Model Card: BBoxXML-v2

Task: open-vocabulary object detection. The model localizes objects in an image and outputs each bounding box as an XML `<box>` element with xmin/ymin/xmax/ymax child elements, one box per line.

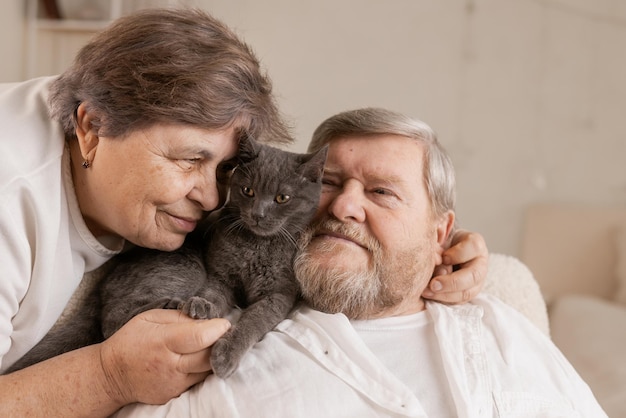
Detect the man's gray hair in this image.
<box><xmin>308</xmin><ymin>107</ymin><xmax>456</xmax><ymax>217</ymax></box>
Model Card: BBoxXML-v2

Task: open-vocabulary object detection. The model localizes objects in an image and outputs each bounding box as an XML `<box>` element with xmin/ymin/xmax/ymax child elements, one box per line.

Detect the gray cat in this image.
<box><xmin>5</xmin><ymin>137</ymin><xmax>328</xmax><ymax>378</ymax></box>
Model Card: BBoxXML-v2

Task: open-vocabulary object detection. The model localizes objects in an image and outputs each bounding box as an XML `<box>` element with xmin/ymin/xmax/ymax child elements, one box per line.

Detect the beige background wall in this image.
<box><xmin>3</xmin><ymin>0</ymin><xmax>626</xmax><ymax>257</ymax></box>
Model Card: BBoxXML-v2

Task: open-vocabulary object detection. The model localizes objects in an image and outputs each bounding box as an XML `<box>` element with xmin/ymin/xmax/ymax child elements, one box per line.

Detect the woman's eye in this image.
<box><xmin>242</xmin><ymin>186</ymin><xmax>255</xmax><ymax>197</ymax></box>
<box><xmin>177</xmin><ymin>158</ymin><xmax>201</xmax><ymax>171</ymax></box>
<box><xmin>178</xmin><ymin>158</ymin><xmax>201</xmax><ymax>170</ymax></box>
<box><xmin>275</xmin><ymin>194</ymin><xmax>290</xmax><ymax>204</ymax></box>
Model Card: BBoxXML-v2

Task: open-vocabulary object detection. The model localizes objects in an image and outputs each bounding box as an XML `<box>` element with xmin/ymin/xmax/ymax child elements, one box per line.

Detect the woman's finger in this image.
<box><xmin>164</xmin><ymin>318</ymin><xmax>232</xmax><ymax>355</ymax></box>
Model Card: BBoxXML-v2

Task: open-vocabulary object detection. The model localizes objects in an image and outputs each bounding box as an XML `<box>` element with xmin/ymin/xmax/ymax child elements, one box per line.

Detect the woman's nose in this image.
<box><xmin>188</xmin><ymin>171</ymin><xmax>221</xmax><ymax>212</ymax></box>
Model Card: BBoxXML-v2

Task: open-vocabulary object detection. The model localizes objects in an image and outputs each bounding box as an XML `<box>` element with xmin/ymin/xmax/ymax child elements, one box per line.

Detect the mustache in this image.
<box><xmin>305</xmin><ymin>218</ymin><xmax>381</xmax><ymax>253</ymax></box>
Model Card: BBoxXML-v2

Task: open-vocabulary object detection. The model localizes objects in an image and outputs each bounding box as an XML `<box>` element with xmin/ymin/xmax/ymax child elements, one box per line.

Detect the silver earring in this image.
<box><xmin>82</xmin><ymin>160</ymin><xmax>90</xmax><ymax>169</ymax></box>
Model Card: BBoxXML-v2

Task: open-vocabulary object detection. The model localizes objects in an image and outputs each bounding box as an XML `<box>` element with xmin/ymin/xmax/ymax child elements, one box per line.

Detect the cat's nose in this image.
<box><xmin>251</xmin><ymin>211</ymin><xmax>266</xmax><ymax>224</ymax></box>
<box><xmin>252</xmin><ymin>200</ymin><xmax>272</xmax><ymax>220</ymax></box>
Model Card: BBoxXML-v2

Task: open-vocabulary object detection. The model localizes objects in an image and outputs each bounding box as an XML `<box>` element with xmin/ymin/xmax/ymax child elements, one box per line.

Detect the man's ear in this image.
<box><xmin>75</xmin><ymin>103</ymin><xmax>100</xmax><ymax>163</ymax></box>
<box><xmin>434</xmin><ymin>210</ymin><xmax>456</xmax><ymax>263</ymax></box>
<box><xmin>436</xmin><ymin>210</ymin><xmax>455</xmax><ymax>245</ymax></box>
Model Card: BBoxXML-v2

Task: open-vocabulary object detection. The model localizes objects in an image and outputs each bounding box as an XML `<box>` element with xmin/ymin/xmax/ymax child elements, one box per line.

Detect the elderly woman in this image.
<box><xmin>0</xmin><ymin>8</ymin><xmax>487</xmax><ymax>418</ymax></box>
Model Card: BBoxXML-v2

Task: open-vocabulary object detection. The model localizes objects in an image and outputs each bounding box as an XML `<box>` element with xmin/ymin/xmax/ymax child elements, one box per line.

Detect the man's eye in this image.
<box><xmin>275</xmin><ymin>194</ymin><xmax>290</xmax><ymax>204</ymax></box>
<box><xmin>372</xmin><ymin>188</ymin><xmax>397</xmax><ymax>198</ymax></box>
<box><xmin>242</xmin><ymin>186</ymin><xmax>255</xmax><ymax>197</ymax></box>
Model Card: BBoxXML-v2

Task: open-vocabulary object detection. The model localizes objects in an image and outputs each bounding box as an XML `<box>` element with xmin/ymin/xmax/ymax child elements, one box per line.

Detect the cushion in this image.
<box><xmin>484</xmin><ymin>253</ymin><xmax>549</xmax><ymax>335</ymax></box>
<box><xmin>614</xmin><ymin>224</ymin><xmax>626</xmax><ymax>305</ymax></box>
<box><xmin>550</xmin><ymin>295</ymin><xmax>626</xmax><ymax>417</ymax></box>
<box><xmin>521</xmin><ymin>205</ymin><xmax>626</xmax><ymax>303</ymax></box>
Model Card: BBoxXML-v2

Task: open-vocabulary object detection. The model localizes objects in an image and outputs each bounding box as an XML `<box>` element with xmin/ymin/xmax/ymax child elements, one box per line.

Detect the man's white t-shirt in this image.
<box><xmin>352</xmin><ymin>311</ymin><xmax>456</xmax><ymax>416</ymax></box>
<box><xmin>0</xmin><ymin>77</ymin><xmax>122</xmax><ymax>372</ymax></box>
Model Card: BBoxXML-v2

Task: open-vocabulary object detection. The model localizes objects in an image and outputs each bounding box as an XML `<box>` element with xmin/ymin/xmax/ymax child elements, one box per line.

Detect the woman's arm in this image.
<box><xmin>0</xmin><ymin>310</ymin><xmax>230</xmax><ymax>417</ymax></box>
<box><xmin>423</xmin><ymin>229</ymin><xmax>489</xmax><ymax>303</ymax></box>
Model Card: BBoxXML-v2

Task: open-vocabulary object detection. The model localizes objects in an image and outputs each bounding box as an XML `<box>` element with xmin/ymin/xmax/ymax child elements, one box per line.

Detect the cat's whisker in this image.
<box><xmin>223</xmin><ymin>219</ymin><xmax>245</xmax><ymax>238</ymax></box>
<box><xmin>290</xmin><ymin>223</ymin><xmax>309</xmax><ymax>236</ymax></box>
<box><xmin>278</xmin><ymin>227</ymin><xmax>298</xmax><ymax>248</ymax></box>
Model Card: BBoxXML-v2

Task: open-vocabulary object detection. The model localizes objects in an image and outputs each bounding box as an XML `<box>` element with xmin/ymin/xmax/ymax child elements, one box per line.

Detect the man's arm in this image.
<box><xmin>0</xmin><ymin>310</ymin><xmax>230</xmax><ymax>417</ymax></box>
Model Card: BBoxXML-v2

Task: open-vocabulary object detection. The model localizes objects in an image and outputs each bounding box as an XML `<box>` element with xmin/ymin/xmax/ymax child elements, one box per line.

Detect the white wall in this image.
<box><xmin>3</xmin><ymin>0</ymin><xmax>626</xmax><ymax>256</ymax></box>
<box><xmin>1</xmin><ymin>1</ymin><xmax>26</xmax><ymax>81</ymax></box>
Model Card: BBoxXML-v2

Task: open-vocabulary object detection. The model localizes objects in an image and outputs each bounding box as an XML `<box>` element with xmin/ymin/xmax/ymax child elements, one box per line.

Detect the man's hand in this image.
<box><xmin>423</xmin><ymin>230</ymin><xmax>488</xmax><ymax>304</ymax></box>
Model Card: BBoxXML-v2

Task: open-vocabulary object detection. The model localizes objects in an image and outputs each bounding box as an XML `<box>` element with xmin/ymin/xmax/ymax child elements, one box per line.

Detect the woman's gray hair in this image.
<box><xmin>308</xmin><ymin>107</ymin><xmax>456</xmax><ymax>217</ymax></box>
<box><xmin>49</xmin><ymin>8</ymin><xmax>291</xmax><ymax>144</ymax></box>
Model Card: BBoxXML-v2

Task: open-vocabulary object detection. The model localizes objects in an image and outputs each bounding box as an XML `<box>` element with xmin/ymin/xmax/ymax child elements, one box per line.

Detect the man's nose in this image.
<box><xmin>327</xmin><ymin>180</ymin><xmax>366</xmax><ymax>223</ymax></box>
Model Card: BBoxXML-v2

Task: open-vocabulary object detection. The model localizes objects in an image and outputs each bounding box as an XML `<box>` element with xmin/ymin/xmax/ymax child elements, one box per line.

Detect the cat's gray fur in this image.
<box><xmin>5</xmin><ymin>137</ymin><xmax>327</xmax><ymax>378</ymax></box>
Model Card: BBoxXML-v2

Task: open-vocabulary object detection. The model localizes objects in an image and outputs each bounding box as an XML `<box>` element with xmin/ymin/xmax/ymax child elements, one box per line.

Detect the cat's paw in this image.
<box><xmin>180</xmin><ymin>296</ymin><xmax>219</xmax><ymax>319</ymax></box>
<box><xmin>210</xmin><ymin>337</ymin><xmax>241</xmax><ymax>379</ymax></box>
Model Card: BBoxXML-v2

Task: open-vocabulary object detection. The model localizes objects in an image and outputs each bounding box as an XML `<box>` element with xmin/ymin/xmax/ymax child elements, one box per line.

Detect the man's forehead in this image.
<box><xmin>326</xmin><ymin>135</ymin><xmax>423</xmax><ymax>169</ymax></box>
<box><xmin>327</xmin><ymin>133</ymin><xmax>423</xmax><ymax>151</ymax></box>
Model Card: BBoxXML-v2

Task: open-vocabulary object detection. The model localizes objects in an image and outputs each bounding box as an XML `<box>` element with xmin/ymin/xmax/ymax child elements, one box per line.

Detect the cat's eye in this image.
<box><xmin>275</xmin><ymin>194</ymin><xmax>290</xmax><ymax>204</ymax></box>
<box><xmin>242</xmin><ymin>186</ymin><xmax>255</xmax><ymax>197</ymax></box>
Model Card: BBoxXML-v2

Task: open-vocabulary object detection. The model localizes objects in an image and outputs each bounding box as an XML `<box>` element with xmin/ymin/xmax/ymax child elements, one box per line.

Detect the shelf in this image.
<box><xmin>24</xmin><ymin>0</ymin><xmax>179</xmax><ymax>79</ymax></box>
<box><xmin>34</xmin><ymin>18</ymin><xmax>112</xmax><ymax>33</ymax></box>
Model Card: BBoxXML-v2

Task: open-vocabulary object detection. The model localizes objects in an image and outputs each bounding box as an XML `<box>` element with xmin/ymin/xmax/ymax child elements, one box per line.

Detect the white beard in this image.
<box><xmin>294</xmin><ymin>218</ymin><xmax>434</xmax><ymax>319</ymax></box>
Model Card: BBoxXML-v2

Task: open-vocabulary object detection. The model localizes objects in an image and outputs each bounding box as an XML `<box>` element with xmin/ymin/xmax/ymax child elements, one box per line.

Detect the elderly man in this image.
<box><xmin>116</xmin><ymin>108</ymin><xmax>606</xmax><ymax>417</ymax></box>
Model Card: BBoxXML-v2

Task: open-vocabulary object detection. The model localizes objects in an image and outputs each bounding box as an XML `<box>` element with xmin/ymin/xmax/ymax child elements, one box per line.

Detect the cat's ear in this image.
<box><xmin>237</xmin><ymin>135</ymin><xmax>261</xmax><ymax>164</ymax></box>
<box><xmin>297</xmin><ymin>145</ymin><xmax>329</xmax><ymax>183</ymax></box>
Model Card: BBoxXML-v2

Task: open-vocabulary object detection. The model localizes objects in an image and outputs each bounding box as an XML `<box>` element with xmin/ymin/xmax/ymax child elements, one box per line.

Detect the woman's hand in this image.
<box><xmin>423</xmin><ymin>229</ymin><xmax>489</xmax><ymax>304</ymax></box>
<box><xmin>0</xmin><ymin>309</ymin><xmax>230</xmax><ymax>417</ymax></box>
<box><xmin>99</xmin><ymin>309</ymin><xmax>231</xmax><ymax>406</ymax></box>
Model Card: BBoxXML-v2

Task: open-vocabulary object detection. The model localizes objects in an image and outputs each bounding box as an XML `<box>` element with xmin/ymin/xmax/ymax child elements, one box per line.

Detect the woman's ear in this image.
<box><xmin>75</xmin><ymin>103</ymin><xmax>100</xmax><ymax>163</ymax></box>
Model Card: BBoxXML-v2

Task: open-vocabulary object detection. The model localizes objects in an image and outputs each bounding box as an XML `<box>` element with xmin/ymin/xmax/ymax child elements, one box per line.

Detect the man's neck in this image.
<box><xmin>357</xmin><ymin>297</ymin><xmax>426</xmax><ymax>320</ymax></box>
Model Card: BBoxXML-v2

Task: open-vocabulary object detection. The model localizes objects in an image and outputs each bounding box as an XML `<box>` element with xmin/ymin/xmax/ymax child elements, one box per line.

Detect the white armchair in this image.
<box><xmin>520</xmin><ymin>203</ymin><xmax>626</xmax><ymax>418</ymax></box>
